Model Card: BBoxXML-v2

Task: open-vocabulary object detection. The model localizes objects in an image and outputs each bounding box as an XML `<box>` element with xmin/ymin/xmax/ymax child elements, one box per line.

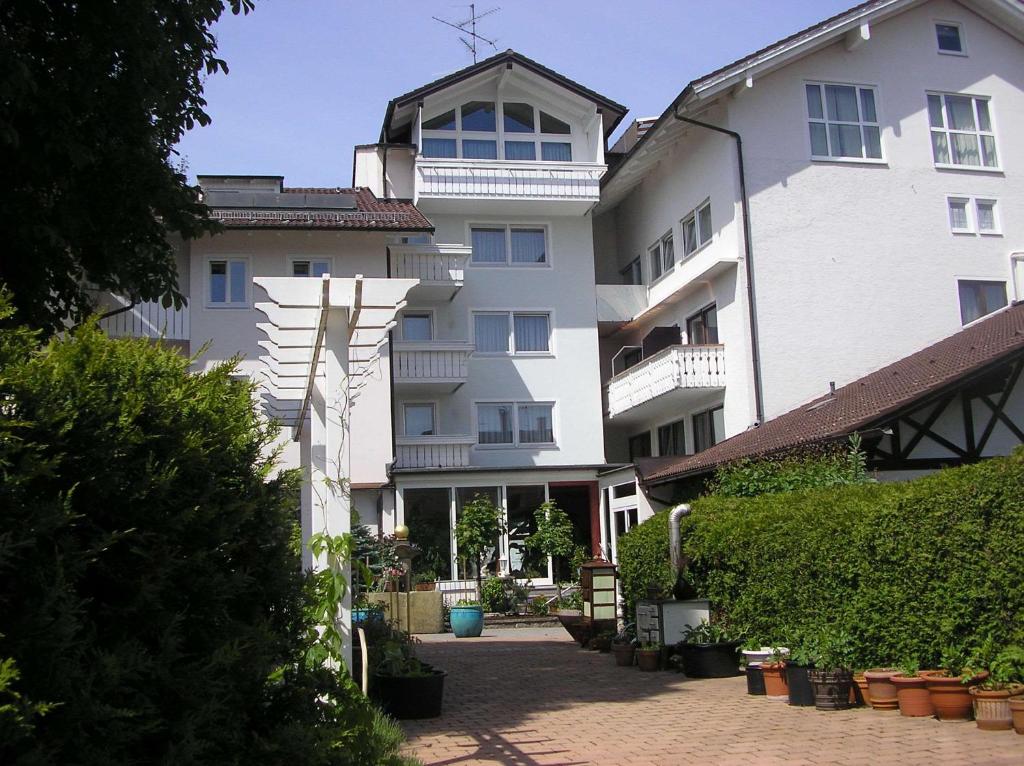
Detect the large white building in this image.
<box><xmin>102</xmin><ymin>0</ymin><xmax>1024</xmax><ymax>585</ymax></box>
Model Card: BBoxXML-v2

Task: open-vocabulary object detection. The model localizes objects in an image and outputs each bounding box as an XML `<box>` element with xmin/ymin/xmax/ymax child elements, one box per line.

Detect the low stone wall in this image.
<box><xmin>367</xmin><ymin>591</ymin><xmax>444</xmax><ymax>634</ymax></box>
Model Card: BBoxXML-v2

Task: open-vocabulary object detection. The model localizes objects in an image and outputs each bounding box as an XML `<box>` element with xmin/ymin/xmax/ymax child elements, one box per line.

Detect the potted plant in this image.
<box><xmin>970</xmin><ymin>645</ymin><xmax>1024</xmax><ymax>731</ymax></box>
<box><xmin>452</xmin><ymin>493</ymin><xmax>505</xmax><ymax>638</ymax></box>
<box><xmin>370</xmin><ymin>632</ymin><xmax>446</xmax><ymax>719</ymax></box>
<box><xmin>806</xmin><ymin>630</ymin><xmax>855</xmax><ymax>711</ymax></box>
<box><xmin>863</xmin><ymin>667</ymin><xmax>901</xmax><ymax>711</ymax></box>
<box><xmin>762</xmin><ymin>648</ymin><xmax>789</xmax><ymax>700</ymax></box>
<box><xmin>413</xmin><ymin>570</ymin><xmax>437</xmax><ymax>591</ymax></box>
<box><xmin>920</xmin><ymin>647</ymin><xmax>990</xmax><ymax>721</ymax></box>
<box><xmin>590</xmin><ymin>629</ymin><xmax>615</xmax><ymax>653</ymax></box>
<box><xmin>742</xmin><ymin>644</ymin><xmax>789</xmax><ymax>667</ymax></box>
<box><xmin>612</xmin><ymin>623</ymin><xmax>637</xmax><ymax>667</ymax></box>
<box><xmin>637</xmin><ymin>642</ymin><xmax>662</xmax><ymax>672</ymax></box>
<box><xmin>526</xmin><ymin>500</ymin><xmax>576</xmax><ymax>604</ymax></box>
<box><xmin>785</xmin><ymin>640</ymin><xmax>818</xmax><ymax>708</ymax></box>
<box><xmin>891</xmin><ymin>661</ymin><xmax>935</xmax><ymax>717</ymax></box>
<box><xmin>677</xmin><ymin>619</ymin><xmax>743</xmax><ymax>678</ymax></box>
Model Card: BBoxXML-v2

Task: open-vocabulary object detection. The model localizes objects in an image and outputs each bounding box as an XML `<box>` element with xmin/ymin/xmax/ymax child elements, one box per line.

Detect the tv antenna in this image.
<box><xmin>433</xmin><ymin>4</ymin><xmax>500</xmax><ymax>63</ymax></box>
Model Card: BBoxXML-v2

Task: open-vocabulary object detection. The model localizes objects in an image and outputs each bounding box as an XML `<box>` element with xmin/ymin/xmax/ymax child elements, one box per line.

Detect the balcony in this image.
<box><xmin>606</xmin><ymin>344</ymin><xmax>726</xmax><ymax>423</ymax></box>
<box><xmin>395</xmin><ymin>435</ymin><xmax>476</xmax><ymax>470</ymax></box>
<box><xmin>99</xmin><ymin>298</ymin><xmax>190</xmax><ymax>351</ymax></box>
<box><xmin>414</xmin><ymin>159</ymin><xmax>605</xmax><ymax>215</ymax></box>
<box><xmin>393</xmin><ymin>341</ymin><xmax>473</xmax><ymax>393</ymax></box>
<box><xmin>390</xmin><ymin>243</ymin><xmax>471</xmax><ymax>302</ymax></box>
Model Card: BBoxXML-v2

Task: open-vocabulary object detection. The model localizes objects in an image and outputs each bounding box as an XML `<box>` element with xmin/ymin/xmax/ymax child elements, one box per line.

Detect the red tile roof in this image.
<box><xmin>209</xmin><ymin>187</ymin><xmax>432</xmax><ymax>231</ymax></box>
<box><xmin>638</xmin><ymin>303</ymin><xmax>1024</xmax><ymax>484</ymax></box>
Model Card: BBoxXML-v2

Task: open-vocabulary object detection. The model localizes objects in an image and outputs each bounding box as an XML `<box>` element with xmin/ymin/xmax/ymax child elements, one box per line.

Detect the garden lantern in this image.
<box><xmin>393</xmin><ymin>525</ymin><xmax>419</xmax><ymax>632</ymax></box>
<box><xmin>580</xmin><ymin>558</ymin><xmax>618</xmax><ymax>633</ymax></box>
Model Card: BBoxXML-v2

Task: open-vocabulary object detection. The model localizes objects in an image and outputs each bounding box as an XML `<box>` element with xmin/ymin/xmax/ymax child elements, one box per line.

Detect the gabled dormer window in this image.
<box><xmin>421</xmin><ymin>101</ymin><xmax>573</xmax><ymax>162</ymax></box>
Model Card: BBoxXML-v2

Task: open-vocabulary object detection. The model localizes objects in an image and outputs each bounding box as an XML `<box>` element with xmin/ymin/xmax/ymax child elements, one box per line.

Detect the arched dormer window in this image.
<box><xmin>421</xmin><ymin>101</ymin><xmax>573</xmax><ymax>162</ymax></box>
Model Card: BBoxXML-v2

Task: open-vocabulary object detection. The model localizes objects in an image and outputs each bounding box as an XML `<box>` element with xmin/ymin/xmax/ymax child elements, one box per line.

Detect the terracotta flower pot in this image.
<box><xmin>853</xmin><ymin>673</ymin><xmax>869</xmax><ymax>706</ymax></box>
<box><xmin>762</xmin><ymin>662</ymin><xmax>789</xmax><ymax>700</ymax></box>
<box><xmin>414</xmin><ymin>582</ymin><xmax>436</xmax><ymax>592</ymax></box>
<box><xmin>970</xmin><ymin>686</ymin><xmax>1024</xmax><ymax>731</ymax></box>
<box><xmin>921</xmin><ymin>670</ymin><xmax>989</xmax><ymax>721</ymax></box>
<box><xmin>864</xmin><ymin>668</ymin><xmax>900</xmax><ymax>710</ymax></box>
<box><xmin>1009</xmin><ymin>696</ymin><xmax>1024</xmax><ymax>734</ymax></box>
<box><xmin>891</xmin><ymin>673</ymin><xmax>934</xmax><ymax>717</ymax></box>
<box><xmin>612</xmin><ymin>642</ymin><xmax>635</xmax><ymax>667</ymax></box>
<box><xmin>637</xmin><ymin>649</ymin><xmax>660</xmax><ymax>672</ymax></box>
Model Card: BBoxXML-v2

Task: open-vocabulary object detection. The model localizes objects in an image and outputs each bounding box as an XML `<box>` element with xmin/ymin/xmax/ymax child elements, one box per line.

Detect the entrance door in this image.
<box><xmin>547</xmin><ymin>484</ymin><xmax>595</xmax><ymax>582</ymax></box>
<box><xmin>506</xmin><ymin>484</ymin><xmax>552</xmax><ymax>584</ymax></box>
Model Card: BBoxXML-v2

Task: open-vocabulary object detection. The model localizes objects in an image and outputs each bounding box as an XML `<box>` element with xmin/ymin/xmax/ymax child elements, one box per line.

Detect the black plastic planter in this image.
<box><xmin>371</xmin><ymin>670</ymin><xmax>446</xmax><ymax>719</ymax></box>
<box><xmin>680</xmin><ymin>640</ymin><xmax>742</xmax><ymax>678</ymax></box>
<box><xmin>746</xmin><ymin>665</ymin><xmax>766</xmax><ymax>695</ymax></box>
<box><xmin>809</xmin><ymin>668</ymin><xmax>854</xmax><ymax>711</ymax></box>
<box><xmin>785</xmin><ymin>662</ymin><xmax>816</xmax><ymax>707</ymax></box>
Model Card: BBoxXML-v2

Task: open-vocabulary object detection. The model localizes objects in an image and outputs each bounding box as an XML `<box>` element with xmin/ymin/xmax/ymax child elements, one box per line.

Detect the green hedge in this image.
<box><xmin>619</xmin><ymin>450</ymin><xmax>1024</xmax><ymax>668</ymax></box>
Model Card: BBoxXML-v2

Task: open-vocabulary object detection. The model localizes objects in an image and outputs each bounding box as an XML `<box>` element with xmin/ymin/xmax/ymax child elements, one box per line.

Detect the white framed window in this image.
<box><xmin>649</xmin><ymin>241</ymin><xmax>664</xmax><ymax>282</ymax></box>
<box><xmin>291</xmin><ymin>258</ymin><xmax>331</xmax><ymax>277</ymax></box>
<box><xmin>472</xmin><ymin>311</ymin><xmax>551</xmax><ymax>355</ymax></box>
<box><xmin>400</xmin><ymin>311</ymin><xmax>434</xmax><ymax>341</ymax></box>
<box><xmin>805</xmin><ymin>82</ymin><xmax>882</xmax><ymax>161</ymax></box>
<box><xmin>403</xmin><ymin>403</ymin><xmax>436</xmax><ymax>436</ymax></box>
<box><xmin>469</xmin><ymin>224</ymin><xmax>548</xmax><ymax>266</ymax></box>
<box><xmin>421</xmin><ymin>101</ymin><xmax>572</xmax><ymax>162</ymax></box>
<box><xmin>957</xmin><ymin>279</ymin><xmax>1007</xmax><ymax>325</ymax></box>
<box><xmin>476</xmin><ymin>401</ymin><xmax>555</xmax><ymax>447</ymax></box>
<box><xmin>681</xmin><ymin>200</ymin><xmax>713</xmax><ymax>258</ymax></box>
<box><xmin>621</xmin><ymin>256</ymin><xmax>643</xmax><ymax>285</ymax></box>
<box><xmin>946</xmin><ymin>196</ymin><xmax>1001</xmax><ymax>236</ymax></box>
<box><xmin>935</xmin><ymin>21</ymin><xmax>965</xmax><ymax>55</ymax></box>
<box><xmin>207</xmin><ymin>258</ymin><xmax>248</xmax><ymax>308</ymax></box>
<box><xmin>927</xmin><ymin>93</ymin><xmax>998</xmax><ymax>169</ymax></box>
<box><xmin>648</xmin><ymin>231</ymin><xmax>674</xmax><ymax>282</ymax></box>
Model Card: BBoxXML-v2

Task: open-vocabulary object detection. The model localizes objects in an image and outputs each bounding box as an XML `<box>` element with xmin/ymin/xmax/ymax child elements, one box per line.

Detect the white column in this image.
<box><xmin>299</xmin><ymin>416</ymin><xmax>313</xmax><ymax>572</ymax></box>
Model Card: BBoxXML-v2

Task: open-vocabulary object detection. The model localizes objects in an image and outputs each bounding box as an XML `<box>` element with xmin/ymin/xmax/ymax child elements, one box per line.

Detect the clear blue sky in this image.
<box><xmin>176</xmin><ymin>0</ymin><xmax>855</xmax><ymax>187</ymax></box>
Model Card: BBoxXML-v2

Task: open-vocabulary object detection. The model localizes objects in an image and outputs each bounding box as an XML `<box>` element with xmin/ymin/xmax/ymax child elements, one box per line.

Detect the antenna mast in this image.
<box><xmin>433</xmin><ymin>4</ymin><xmax>500</xmax><ymax>63</ymax></box>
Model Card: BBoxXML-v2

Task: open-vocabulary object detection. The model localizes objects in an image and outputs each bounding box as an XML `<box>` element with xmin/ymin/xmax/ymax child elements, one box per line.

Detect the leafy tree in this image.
<box><xmin>454</xmin><ymin>494</ymin><xmax>505</xmax><ymax>602</ymax></box>
<box><xmin>0</xmin><ymin>0</ymin><xmax>253</xmax><ymax>334</ymax></box>
<box><xmin>526</xmin><ymin>500</ymin><xmax>575</xmax><ymax>599</ymax></box>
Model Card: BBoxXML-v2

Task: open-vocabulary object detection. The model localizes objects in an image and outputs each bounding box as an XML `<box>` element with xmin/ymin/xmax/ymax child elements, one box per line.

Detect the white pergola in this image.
<box><xmin>254</xmin><ymin>274</ymin><xmax>417</xmax><ymax>667</ymax></box>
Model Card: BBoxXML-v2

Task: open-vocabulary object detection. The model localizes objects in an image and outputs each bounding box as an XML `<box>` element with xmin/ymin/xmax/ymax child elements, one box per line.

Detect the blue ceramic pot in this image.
<box><xmin>450</xmin><ymin>605</ymin><xmax>484</xmax><ymax>638</ymax></box>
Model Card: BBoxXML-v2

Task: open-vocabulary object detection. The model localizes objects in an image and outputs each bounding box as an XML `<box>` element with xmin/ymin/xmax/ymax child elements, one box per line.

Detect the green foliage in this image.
<box><xmin>0</xmin><ymin>0</ymin><xmax>257</xmax><ymax>334</ymax></box>
<box><xmin>986</xmin><ymin>646</ymin><xmax>1024</xmax><ymax>689</ymax></box>
<box><xmin>616</xmin><ymin>508</ymin><xmax>675</xmax><ymax>616</ymax></box>
<box><xmin>0</xmin><ymin>307</ymin><xmax>417</xmax><ymax>764</ymax></box>
<box><xmin>526</xmin><ymin>500</ymin><xmax>575</xmax><ymax>559</ymax></box>
<box><xmin>481</xmin><ymin>577</ymin><xmax>511</xmax><ymax>613</ymax></box>
<box><xmin>680</xmin><ymin>619</ymin><xmax>741</xmax><ymax>645</ymax></box>
<box><xmin>454</xmin><ymin>493</ymin><xmax>505</xmax><ymax>600</ymax></box>
<box><xmin>707</xmin><ymin>435</ymin><xmax>872</xmax><ymax>498</ymax></box>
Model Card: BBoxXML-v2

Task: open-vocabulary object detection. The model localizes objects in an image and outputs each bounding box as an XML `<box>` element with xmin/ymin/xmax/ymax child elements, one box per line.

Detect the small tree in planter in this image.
<box><xmin>451</xmin><ymin>494</ymin><xmax>505</xmax><ymax>638</ymax></box>
<box><xmin>525</xmin><ymin>500</ymin><xmax>576</xmax><ymax>602</ymax></box>
<box><xmin>806</xmin><ymin>629</ymin><xmax>856</xmax><ymax>711</ymax></box>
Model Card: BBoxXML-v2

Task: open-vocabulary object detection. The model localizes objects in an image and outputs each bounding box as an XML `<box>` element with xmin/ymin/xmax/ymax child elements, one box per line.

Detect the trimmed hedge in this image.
<box><xmin>619</xmin><ymin>450</ymin><xmax>1024</xmax><ymax>669</ymax></box>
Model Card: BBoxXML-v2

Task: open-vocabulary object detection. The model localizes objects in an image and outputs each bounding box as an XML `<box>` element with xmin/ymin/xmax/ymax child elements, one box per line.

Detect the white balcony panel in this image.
<box><xmin>606</xmin><ymin>345</ymin><xmax>726</xmax><ymax>422</ymax></box>
<box><xmin>393</xmin><ymin>341</ymin><xmax>473</xmax><ymax>394</ymax></box>
<box><xmin>100</xmin><ymin>298</ymin><xmax>190</xmax><ymax>343</ymax></box>
<box><xmin>395</xmin><ymin>435</ymin><xmax>476</xmax><ymax>470</ymax></box>
<box><xmin>390</xmin><ymin>243</ymin><xmax>470</xmax><ymax>301</ymax></box>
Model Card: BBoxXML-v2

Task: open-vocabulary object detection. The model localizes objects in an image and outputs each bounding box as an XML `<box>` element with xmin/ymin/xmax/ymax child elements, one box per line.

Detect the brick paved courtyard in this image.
<box><xmin>402</xmin><ymin>628</ymin><xmax>1024</xmax><ymax>766</ymax></box>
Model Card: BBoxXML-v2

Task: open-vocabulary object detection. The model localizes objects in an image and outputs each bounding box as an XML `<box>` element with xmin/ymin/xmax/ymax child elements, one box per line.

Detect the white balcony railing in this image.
<box><xmin>99</xmin><ymin>297</ymin><xmax>189</xmax><ymax>341</ymax></box>
<box><xmin>390</xmin><ymin>243</ymin><xmax>470</xmax><ymax>301</ymax></box>
<box><xmin>606</xmin><ymin>345</ymin><xmax>725</xmax><ymax>418</ymax></box>
<box><xmin>393</xmin><ymin>342</ymin><xmax>473</xmax><ymax>384</ymax></box>
<box><xmin>415</xmin><ymin>159</ymin><xmax>604</xmax><ymax>202</ymax></box>
<box><xmin>395</xmin><ymin>435</ymin><xmax>476</xmax><ymax>469</ymax></box>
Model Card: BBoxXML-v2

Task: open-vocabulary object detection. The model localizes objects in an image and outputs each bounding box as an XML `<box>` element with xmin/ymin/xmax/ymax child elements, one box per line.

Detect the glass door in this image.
<box><xmin>505</xmin><ymin>484</ymin><xmax>552</xmax><ymax>584</ymax></box>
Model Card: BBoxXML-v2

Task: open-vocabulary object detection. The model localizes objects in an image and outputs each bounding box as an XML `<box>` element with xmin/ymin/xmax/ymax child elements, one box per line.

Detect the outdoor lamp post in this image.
<box><xmin>393</xmin><ymin>524</ymin><xmax>418</xmax><ymax>633</ymax></box>
<box><xmin>580</xmin><ymin>558</ymin><xmax>618</xmax><ymax>636</ymax></box>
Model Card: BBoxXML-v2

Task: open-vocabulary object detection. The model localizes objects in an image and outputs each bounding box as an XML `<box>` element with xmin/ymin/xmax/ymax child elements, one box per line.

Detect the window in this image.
<box><xmin>462</xmin><ymin>139</ymin><xmax>497</xmax><ymax>159</ymax></box>
<box><xmin>422</xmin><ymin>138</ymin><xmax>457</xmax><ymax>158</ymax></box>
<box><xmin>470</xmin><ymin>225</ymin><xmax>547</xmax><ymax>265</ymax></box>
<box><xmin>649</xmin><ymin>241</ymin><xmax>663</xmax><ymax>282</ymax></box>
<box><xmin>505</xmin><ymin>141</ymin><xmax>536</xmax><ymax>160</ymax></box>
<box><xmin>208</xmin><ymin>259</ymin><xmax>247</xmax><ymax>307</ymax></box>
<box><xmin>404</xmin><ymin>487</ymin><xmax>454</xmax><ymax>581</ymax></box>
<box><xmin>461</xmin><ymin>101</ymin><xmax>496</xmax><ymax>131</ymax></box>
<box><xmin>292</xmin><ymin>259</ymin><xmax>330</xmax><ymax>277</ymax></box>
<box><xmin>958</xmin><ymin>280</ymin><xmax>1007</xmax><ymax>325</ymax></box>
<box><xmin>477</xmin><ymin>402</ymin><xmax>555</xmax><ymax>446</ymax></box>
<box><xmin>421</xmin><ymin>101</ymin><xmax>572</xmax><ymax>162</ymax></box>
<box><xmin>649</xmin><ymin>231</ymin><xmax>673</xmax><ymax>281</ymax></box>
<box><xmin>540</xmin><ymin>111</ymin><xmax>571</xmax><ymax>134</ymax></box>
<box><xmin>628</xmin><ymin>432</ymin><xmax>651</xmax><ymax>462</ymax></box>
<box><xmin>946</xmin><ymin>196</ymin><xmax>1001</xmax><ymax>235</ymax></box>
<box><xmin>657</xmin><ymin>420</ymin><xmax>686</xmax><ymax>456</ymax></box>
<box><xmin>541</xmin><ymin>142</ymin><xmax>572</xmax><ymax>162</ymax></box>
<box><xmin>473</xmin><ymin>311</ymin><xmax>550</xmax><ymax>354</ymax></box>
<box><xmin>935</xmin><ymin>22</ymin><xmax>964</xmax><ymax>54</ymax></box>
<box><xmin>401</xmin><ymin>312</ymin><xmax>433</xmax><ymax>341</ymax></box>
<box><xmin>806</xmin><ymin>82</ymin><xmax>882</xmax><ymax>160</ymax></box>
<box><xmin>621</xmin><ymin>257</ymin><xmax>643</xmax><ymax>285</ymax></box>
<box><xmin>693</xmin><ymin>405</ymin><xmax>725</xmax><ymax>453</ymax></box>
<box><xmin>503</xmin><ymin>102</ymin><xmax>534</xmax><ymax>133</ymax></box>
<box><xmin>928</xmin><ymin>93</ymin><xmax>998</xmax><ymax>168</ymax></box>
<box><xmin>422</xmin><ymin>110</ymin><xmax>455</xmax><ymax>131</ymax></box>
<box><xmin>686</xmin><ymin>304</ymin><xmax>719</xmax><ymax>344</ymax></box>
<box><xmin>681</xmin><ymin>200</ymin><xmax>713</xmax><ymax>258</ymax></box>
<box><xmin>403</xmin><ymin>403</ymin><xmax>435</xmax><ymax>436</ymax></box>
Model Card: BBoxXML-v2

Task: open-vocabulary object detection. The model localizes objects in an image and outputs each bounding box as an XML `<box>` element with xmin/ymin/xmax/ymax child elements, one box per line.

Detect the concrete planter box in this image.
<box><xmin>366</xmin><ymin>591</ymin><xmax>444</xmax><ymax>634</ymax></box>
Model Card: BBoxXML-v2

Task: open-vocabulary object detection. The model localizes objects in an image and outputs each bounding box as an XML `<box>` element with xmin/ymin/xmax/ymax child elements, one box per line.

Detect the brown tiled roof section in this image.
<box><xmin>639</xmin><ymin>303</ymin><xmax>1024</xmax><ymax>484</ymax></box>
<box><xmin>210</xmin><ymin>187</ymin><xmax>432</xmax><ymax>231</ymax></box>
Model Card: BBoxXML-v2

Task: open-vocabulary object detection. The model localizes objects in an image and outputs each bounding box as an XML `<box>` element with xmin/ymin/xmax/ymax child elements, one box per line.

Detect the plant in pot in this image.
<box><xmin>863</xmin><ymin>666</ymin><xmax>901</xmax><ymax>711</ymax></box>
<box><xmin>370</xmin><ymin>632</ymin><xmax>446</xmax><ymax>720</ymax></box>
<box><xmin>741</xmin><ymin>639</ymin><xmax>767</xmax><ymax>696</ymax></box>
<box><xmin>891</xmin><ymin>660</ymin><xmax>934</xmax><ymax>717</ymax></box>
<box><xmin>784</xmin><ymin>638</ymin><xmax>820</xmax><ymax>708</ymax></box>
<box><xmin>590</xmin><ymin>629</ymin><xmax>615</xmax><ymax>653</ymax></box>
<box><xmin>637</xmin><ymin>641</ymin><xmax>662</xmax><ymax>672</ymax></box>
<box><xmin>762</xmin><ymin>647</ymin><xmax>790</xmax><ymax>700</ymax></box>
<box><xmin>526</xmin><ymin>500</ymin><xmax>576</xmax><ymax>604</ymax></box>
<box><xmin>451</xmin><ymin>493</ymin><xmax>505</xmax><ymax>638</ymax></box>
<box><xmin>676</xmin><ymin>618</ymin><xmax>744</xmax><ymax>679</ymax></box>
<box><xmin>612</xmin><ymin>623</ymin><xmax>638</xmax><ymax>667</ymax></box>
<box><xmin>970</xmin><ymin>645</ymin><xmax>1024</xmax><ymax>731</ymax></box>
<box><xmin>920</xmin><ymin>646</ymin><xmax>990</xmax><ymax>722</ymax></box>
<box><xmin>806</xmin><ymin>630</ymin><xmax>856</xmax><ymax>711</ymax></box>
<box><xmin>413</xmin><ymin>569</ymin><xmax>438</xmax><ymax>592</ymax></box>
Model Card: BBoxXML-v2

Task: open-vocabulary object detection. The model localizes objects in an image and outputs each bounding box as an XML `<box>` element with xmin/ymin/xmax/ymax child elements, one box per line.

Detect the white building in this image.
<box><xmin>591</xmin><ymin>0</ymin><xmax>1024</xmax><ymax>553</ymax></box>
